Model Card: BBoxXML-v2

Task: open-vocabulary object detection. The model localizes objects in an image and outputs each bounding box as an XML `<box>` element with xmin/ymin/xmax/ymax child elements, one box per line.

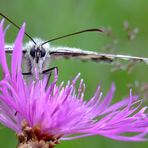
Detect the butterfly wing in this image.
<box><xmin>5</xmin><ymin>45</ymin><xmax>27</xmax><ymax>54</ymax></box>
<box><xmin>5</xmin><ymin>46</ymin><xmax>32</xmax><ymax>74</ymax></box>
<box><xmin>5</xmin><ymin>46</ymin><xmax>14</xmax><ymax>54</ymax></box>
<box><xmin>49</xmin><ymin>46</ymin><xmax>148</xmax><ymax>65</ymax></box>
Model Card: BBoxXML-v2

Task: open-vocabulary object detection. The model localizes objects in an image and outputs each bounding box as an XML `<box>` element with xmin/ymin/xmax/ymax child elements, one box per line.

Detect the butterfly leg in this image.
<box><xmin>22</xmin><ymin>72</ymin><xmax>32</xmax><ymax>75</ymax></box>
<box><xmin>42</xmin><ymin>66</ymin><xmax>58</xmax><ymax>89</ymax></box>
<box><xmin>42</xmin><ymin>66</ymin><xmax>58</xmax><ymax>75</ymax></box>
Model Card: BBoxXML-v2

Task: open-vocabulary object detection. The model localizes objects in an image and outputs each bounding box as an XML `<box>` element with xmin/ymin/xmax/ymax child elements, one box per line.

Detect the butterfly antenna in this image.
<box><xmin>0</xmin><ymin>12</ymin><xmax>36</xmax><ymax>45</ymax></box>
<box><xmin>41</xmin><ymin>28</ymin><xmax>104</xmax><ymax>46</ymax></box>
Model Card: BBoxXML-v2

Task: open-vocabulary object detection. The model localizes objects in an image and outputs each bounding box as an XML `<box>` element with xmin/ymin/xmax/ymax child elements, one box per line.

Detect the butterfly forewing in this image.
<box><xmin>49</xmin><ymin>46</ymin><xmax>148</xmax><ymax>65</ymax></box>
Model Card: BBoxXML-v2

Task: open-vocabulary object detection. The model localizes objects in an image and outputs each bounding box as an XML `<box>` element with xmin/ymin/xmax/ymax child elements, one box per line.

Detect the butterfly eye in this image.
<box><xmin>30</xmin><ymin>48</ymin><xmax>36</xmax><ymax>57</ymax></box>
<box><xmin>40</xmin><ymin>48</ymin><xmax>46</xmax><ymax>57</ymax></box>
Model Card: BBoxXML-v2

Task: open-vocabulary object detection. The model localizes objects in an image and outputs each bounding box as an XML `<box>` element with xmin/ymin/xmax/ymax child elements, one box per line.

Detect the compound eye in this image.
<box><xmin>40</xmin><ymin>48</ymin><xmax>46</xmax><ymax>57</ymax></box>
<box><xmin>30</xmin><ymin>48</ymin><xmax>36</xmax><ymax>58</ymax></box>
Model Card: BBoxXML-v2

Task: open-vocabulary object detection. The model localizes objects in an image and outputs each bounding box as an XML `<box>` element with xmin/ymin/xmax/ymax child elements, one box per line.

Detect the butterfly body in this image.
<box><xmin>6</xmin><ymin>38</ymin><xmax>52</xmax><ymax>74</ymax></box>
<box><xmin>24</xmin><ymin>38</ymin><xmax>51</xmax><ymax>74</ymax></box>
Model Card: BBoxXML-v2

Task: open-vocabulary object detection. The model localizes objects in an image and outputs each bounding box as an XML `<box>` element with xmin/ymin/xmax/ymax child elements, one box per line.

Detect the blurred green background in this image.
<box><xmin>0</xmin><ymin>0</ymin><xmax>148</xmax><ymax>147</ymax></box>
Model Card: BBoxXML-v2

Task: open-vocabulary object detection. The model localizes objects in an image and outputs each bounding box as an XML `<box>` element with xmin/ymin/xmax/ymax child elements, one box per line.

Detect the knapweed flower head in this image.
<box><xmin>0</xmin><ymin>20</ymin><xmax>148</xmax><ymax>148</ymax></box>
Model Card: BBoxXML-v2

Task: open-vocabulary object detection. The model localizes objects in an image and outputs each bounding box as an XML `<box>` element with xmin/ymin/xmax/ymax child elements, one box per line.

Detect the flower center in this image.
<box><xmin>17</xmin><ymin>121</ymin><xmax>62</xmax><ymax>148</ymax></box>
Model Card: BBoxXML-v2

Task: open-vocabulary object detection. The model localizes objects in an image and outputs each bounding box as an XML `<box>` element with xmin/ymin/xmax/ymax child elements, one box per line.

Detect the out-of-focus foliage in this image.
<box><xmin>0</xmin><ymin>0</ymin><xmax>148</xmax><ymax>148</ymax></box>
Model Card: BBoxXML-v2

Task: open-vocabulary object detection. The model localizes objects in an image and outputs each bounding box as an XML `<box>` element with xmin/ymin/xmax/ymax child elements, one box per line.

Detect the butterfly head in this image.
<box><xmin>30</xmin><ymin>46</ymin><xmax>46</xmax><ymax>63</ymax></box>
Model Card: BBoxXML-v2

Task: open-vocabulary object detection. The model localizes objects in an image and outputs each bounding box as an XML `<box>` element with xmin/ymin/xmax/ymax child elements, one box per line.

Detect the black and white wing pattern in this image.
<box><xmin>5</xmin><ymin>45</ymin><xmax>27</xmax><ymax>54</ymax></box>
<box><xmin>5</xmin><ymin>45</ymin><xmax>14</xmax><ymax>54</ymax></box>
<box><xmin>49</xmin><ymin>46</ymin><xmax>148</xmax><ymax>65</ymax></box>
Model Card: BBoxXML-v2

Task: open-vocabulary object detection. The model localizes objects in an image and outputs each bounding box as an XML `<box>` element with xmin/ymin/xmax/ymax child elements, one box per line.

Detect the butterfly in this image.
<box><xmin>1</xmin><ymin>13</ymin><xmax>148</xmax><ymax>76</ymax></box>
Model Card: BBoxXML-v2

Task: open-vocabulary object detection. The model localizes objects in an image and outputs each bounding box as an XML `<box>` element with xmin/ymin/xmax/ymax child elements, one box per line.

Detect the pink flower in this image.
<box><xmin>0</xmin><ymin>19</ymin><xmax>148</xmax><ymax>147</ymax></box>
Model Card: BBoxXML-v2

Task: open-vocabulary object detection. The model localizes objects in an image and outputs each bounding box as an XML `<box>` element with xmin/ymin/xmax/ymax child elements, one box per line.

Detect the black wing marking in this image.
<box><xmin>49</xmin><ymin>47</ymin><xmax>148</xmax><ymax>65</ymax></box>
